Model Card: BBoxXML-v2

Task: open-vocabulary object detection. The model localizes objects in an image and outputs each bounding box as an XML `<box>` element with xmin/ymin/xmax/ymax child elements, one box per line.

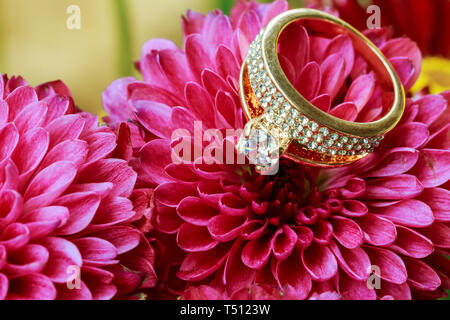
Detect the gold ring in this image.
<box><xmin>236</xmin><ymin>9</ymin><xmax>405</xmax><ymax>171</ymax></box>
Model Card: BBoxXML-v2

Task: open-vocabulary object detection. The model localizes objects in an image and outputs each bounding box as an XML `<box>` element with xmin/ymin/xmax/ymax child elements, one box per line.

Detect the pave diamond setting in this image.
<box><xmin>246</xmin><ymin>30</ymin><xmax>383</xmax><ymax>158</ymax></box>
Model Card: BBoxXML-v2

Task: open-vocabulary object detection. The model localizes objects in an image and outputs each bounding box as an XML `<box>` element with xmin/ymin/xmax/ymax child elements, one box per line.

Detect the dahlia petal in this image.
<box><xmin>295</xmin><ymin>62</ymin><xmax>321</xmax><ymax>101</ymax></box>
<box><xmin>128</xmin><ymin>82</ymin><xmax>183</xmax><ymax>107</ymax></box>
<box><xmin>320</xmin><ymin>54</ymin><xmax>346</xmax><ymax>100</ymax></box>
<box><xmin>5</xmin><ymin>86</ymin><xmax>37</xmax><ymax>120</ymax></box>
<box><xmin>45</xmin><ymin>114</ymin><xmax>85</xmax><ymax>148</ymax></box>
<box><xmin>53</xmin><ymin>192</ymin><xmax>101</xmax><ymax>235</ymax></box>
<box><xmin>340</xmin><ymin>200</ymin><xmax>368</xmax><ymax>217</ymax></box>
<box><xmin>0</xmin><ymin>273</ymin><xmax>7</xmax><ymax>300</ymax></box>
<box><xmin>363</xmin><ymin>148</ymin><xmax>419</xmax><ymax>178</ymax></box>
<box><xmin>311</xmin><ymin>94</ymin><xmax>331</xmax><ymax>112</ymax></box>
<box><xmin>237</xmin><ymin>10</ymin><xmax>261</xmax><ymax>49</ymax></box>
<box><xmin>261</xmin><ymin>0</ymin><xmax>289</xmax><ymax>26</ymax></box>
<box><xmin>186</xmin><ymin>34</ymin><xmax>215</xmax><ymax>82</ymax></box>
<box><xmin>135</xmin><ymin>101</ymin><xmax>172</xmax><ymax>139</ymax></box>
<box><xmin>23</xmin><ymin>161</ymin><xmax>77</xmax><ymax>212</ymax></box>
<box><xmin>40</xmin><ymin>139</ymin><xmax>87</xmax><ymax>169</ymax></box>
<box><xmin>279</xmin><ymin>23</ymin><xmax>309</xmax><ymax>73</ymax></box>
<box><xmin>215</xmin><ymin>91</ymin><xmax>237</xmax><ymax>129</ymax></box>
<box><xmin>372</xmin><ymin>199</ymin><xmax>434</xmax><ymax>228</ymax></box>
<box><xmin>0</xmin><ymin>223</ymin><xmax>29</xmax><ymax>252</ymax></box>
<box><xmin>156</xmin><ymin>204</ymin><xmax>183</xmax><ymax>234</ymax></box>
<box><xmin>7</xmin><ymin>274</ymin><xmax>56</xmax><ymax>300</ymax></box>
<box><xmin>292</xmin><ymin>226</ymin><xmax>313</xmax><ymax>249</ymax></box>
<box><xmin>329</xmin><ymin>102</ymin><xmax>358</xmax><ymax>122</ymax></box>
<box><xmin>302</xmin><ymin>242</ymin><xmax>338</xmax><ymax>281</ymax></box>
<box><xmin>364</xmin><ymin>246</ymin><xmax>407</xmax><ymax>284</ymax></box>
<box><xmin>3</xmin><ymin>244</ymin><xmax>49</xmax><ymax>277</ymax></box>
<box><xmin>207</xmin><ymin>14</ymin><xmax>232</xmax><ymax>47</ymax></box>
<box><xmin>219</xmin><ymin>193</ymin><xmax>251</xmax><ymax>216</ymax></box>
<box><xmin>177</xmin><ymin>197</ymin><xmax>218</xmax><ymax>226</ymax></box>
<box><xmin>330</xmin><ymin>216</ymin><xmax>364</xmax><ymax>249</ymax></box>
<box><xmin>355</xmin><ymin>214</ymin><xmax>397</xmax><ymax>247</ymax></box>
<box><xmin>338</xmin><ymin>272</ymin><xmax>376</xmax><ymax>300</ymax></box>
<box><xmin>56</xmin><ymin>281</ymin><xmax>93</xmax><ymax>300</ymax></box>
<box><xmin>325</xmin><ymin>34</ymin><xmax>355</xmax><ymax>77</ymax></box>
<box><xmin>82</xmin><ymin>132</ymin><xmax>117</xmax><ymax>165</ymax></box>
<box><xmin>311</xmin><ymin>219</ymin><xmax>333</xmax><ymax>245</ymax></box>
<box><xmin>420</xmin><ymin>223</ymin><xmax>450</xmax><ymax>249</ymax></box>
<box><xmin>177</xmin><ymin>223</ymin><xmax>218</xmax><ymax>252</ymax></box>
<box><xmin>275</xmin><ymin>249</ymin><xmax>312</xmax><ymax>300</ymax></box>
<box><xmin>329</xmin><ymin>241</ymin><xmax>370</xmax><ymax>281</ymax></box>
<box><xmin>0</xmin><ymin>123</ymin><xmax>19</xmax><ymax>165</ymax></box>
<box><xmin>73</xmin><ymin>237</ymin><xmax>118</xmax><ymax>261</ymax></box>
<box><xmin>419</xmin><ymin>188</ymin><xmax>450</xmax><ymax>222</ymax></box>
<box><xmin>197</xmin><ymin>180</ymin><xmax>225</xmax><ymax>205</ymax></box>
<box><xmin>344</xmin><ymin>73</ymin><xmax>375</xmax><ymax>112</ymax></box>
<box><xmin>0</xmin><ymin>190</ymin><xmax>22</xmax><ymax>229</ymax></box>
<box><xmin>38</xmin><ymin>237</ymin><xmax>82</xmax><ymax>283</ymax></box>
<box><xmin>384</xmin><ymin>122</ymin><xmax>429</xmax><ymax>149</ymax></box>
<box><xmin>404</xmin><ymin>258</ymin><xmax>441</xmax><ymax>292</ymax></box>
<box><xmin>90</xmin><ymin>197</ymin><xmax>135</xmax><ymax>230</ymax></box>
<box><xmin>20</xmin><ymin>206</ymin><xmax>70</xmax><ymax>239</ymax></box>
<box><xmin>224</xmin><ymin>239</ymin><xmax>257</xmax><ymax>295</ymax></box>
<box><xmin>13</xmin><ymin>102</ymin><xmax>47</xmax><ymax>134</ymax></box>
<box><xmin>202</xmin><ymin>69</ymin><xmax>232</xmax><ymax>100</ymax></box>
<box><xmin>216</xmin><ymin>45</ymin><xmax>240</xmax><ymax>81</ymax></box>
<box><xmin>81</xmin><ymin>266</ymin><xmax>118</xmax><ymax>300</ymax></box>
<box><xmin>159</xmin><ymin>49</ymin><xmax>195</xmax><ymax>95</ymax></box>
<box><xmin>77</xmin><ymin>159</ymin><xmax>137</xmax><ymax>198</ymax></box>
<box><xmin>0</xmin><ymin>245</ymin><xmax>6</xmax><ymax>270</ymax></box>
<box><xmin>389</xmin><ymin>57</ymin><xmax>415</xmax><ymax>89</ymax></box>
<box><xmin>65</xmin><ymin>182</ymin><xmax>113</xmax><ymax>199</ymax></box>
<box><xmin>178</xmin><ymin>243</ymin><xmax>230</xmax><ymax>282</ymax></box>
<box><xmin>389</xmin><ymin>225</ymin><xmax>434</xmax><ymax>259</ymax></box>
<box><xmin>415</xmin><ymin>94</ymin><xmax>448</xmax><ymax>126</ymax></box>
<box><xmin>427</xmin><ymin>124</ymin><xmax>450</xmax><ymax>150</ymax></box>
<box><xmin>411</xmin><ymin>149</ymin><xmax>450</xmax><ymax>188</ymax></box>
<box><xmin>165</xmin><ymin>163</ymin><xmax>198</xmax><ymax>183</ymax></box>
<box><xmin>207</xmin><ymin>214</ymin><xmax>247</xmax><ymax>242</ymax></box>
<box><xmin>102</xmin><ymin>77</ymin><xmax>136</xmax><ymax>127</ymax></box>
<box><xmin>363</xmin><ymin>175</ymin><xmax>424</xmax><ymax>200</ymax></box>
<box><xmin>0</xmin><ymin>101</ymin><xmax>8</xmax><ymax>125</ymax></box>
<box><xmin>185</xmin><ymin>82</ymin><xmax>215</xmax><ymax>128</ymax></box>
<box><xmin>377</xmin><ymin>281</ymin><xmax>411</xmax><ymax>300</ymax></box>
<box><xmin>89</xmin><ymin>226</ymin><xmax>141</xmax><ymax>255</ymax></box>
<box><xmin>154</xmin><ymin>182</ymin><xmax>197</xmax><ymax>207</ymax></box>
<box><xmin>272</xmin><ymin>225</ymin><xmax>297</xmax><ymax>260</ymax></box>
<box><xmin>41</xmin><ymin>95</ymin><xmax>72</xmax><ymax>127</ymax></box>
<box><xmin>241</xmin><ymin>235</ymin><xmax>272</xmax><ymax>269</ymax></box>
<box><xmin>140</xmin><ymin>140</ymin><xmax>173</xmax><ymax>186</ymax></box>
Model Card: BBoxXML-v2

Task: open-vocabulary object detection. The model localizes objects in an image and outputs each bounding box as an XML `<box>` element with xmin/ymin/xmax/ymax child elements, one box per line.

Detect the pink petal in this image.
<box><xmin>419</xmin><ymin>188</ymin><xmax>450</xmax><ymax>222</ymax></box>
<box><xmin>411</xmin><ymin>149</ymin><xmax>450</xmax><ymax>188</ymax></box>
<box><xmin>330</xmin><ymin>216</ymin><xmax>364</xmax><ymax>249</ymax></box>
<box><xmin>390</xmin><ymin>226</ymin><xmax>434</xmax><ymax>259</ymax></box>
<box><xmin>338</xmin><ymin>271</ymin><xmax>376</xmax><ymax>300</ymax></box>
<box><xmin>23</xmin><ymin>161</ymin><xmax>77</xmax><ymax>212</ymax></box>
<box><xmin>154</xmin><ymin>182</ymin><xmax>197</xmax><ymax>207</ymax></box>
<box><xmin>89</xmin><ymin>226</ymin><xmax>141</xmax><ymax>255</ymax></box>
<box><xmin>272</xmin><ymin>225</ymin><xmax>297</xmax><ymax>260</ymax></box>
<box><xmin>53</xmin><ymin>192</ymin><xmax>101</xmax><ymax>235</ymax></box>
<box><xmin>0</xmin><ymin>123</ymin><xmax>19</xmax><ymax>165</ymax></box>
<box><xmin>7</xmin><ymin>274</ymin><xmax>56</xmax><ymax>300</ymax></box>
<box><xmin>363</xmin><ymin>148</ymin><xmax>419</xmax><ymax>178</ymax></box>
<box><xmin>302</xmin><ymin>242</ymin><xmax>338</xmax><ymax>281</ymax></box>
<box><xmin>3</xmin><ymin>244</ymin><xmax>49</xmax><ymax>277</ymax></box>
<box><xmin>73</xmin><ymin>237</ymin><xmax>118</xmax><ymax>261</ymax></box>
<box><xmin>224</xmin><ymin>239</ymin><xmax>257</xmax><ymax>295</ymax></box>
<box><xmin>344</xmin><ymin>73</ymin><xmax>375</xmax><ymax>112</ymax></box>
<box><xmin>140</xmin><ymin>140</ymin><xmax>173</xmax><ymax>186</ymax></box>
<box><xmin>241</xmin><ymin>235</ymin><xmax>272</xmax><ymax>269</ymax></box>
<box><xmin>275</xmin><ymin>249</ymin><xmax>312</xmax><ymax>300</ymax></box>
<box><xmin>320</xmin><ymin>54</ymin><xmax>346</xmax><ymax>100</ymax></box>
<box><xmin>420</xmin><ymin>222</ymin><xmax>450</xmax><ymax>249</ymax></box>
<box><xmin>207</xmin><ymin>214</ymin><xmax>247</xmax><ymax>242</ymax></box>
<box><xmin>177</xmin><ymin>243</ymin><xmax>230</xmax><ymax>281</ymax></box>
<box><xmin>13</xmin><ymin>102</ymin><xmax>47</xmax><ymax>134</ymax></box>
<box><xmin>102</xmin><ymin>77</ymin><xmax>136</xmax><ymax>127</ymax></box>
<box><xmin>135</xmin><ymin>101</ymin><xmax>173</xmax><ymax>139</ymax></box>
<box><xmin>38</xmin><ymin>237</ymin><xmax>82</xmax><ymax>283</ymax></box>
<box><xmin>355</xmin><ymin>214</ymin><xmax>397</xmax><ymax>247</ymax></box>
<box><xmin>279</xmin><ymin>23</ymin><xmax>309</xmax><ymax>73</ymax></box>
<box><xmin>372</xmin><ymin>199</ymin><xmax>434</xmax><ymax>228</ymax></box>
<box><xmin>177</xmin><ymin>197</ymin><xmax>218</xmax><ymax>226</ymax></box>
<box><xmin>329</xmin><ymin>102</ymin><xmax>358</xmax><ymax>122</ymax></box>
<box><xmin>45</xmin><ymin>114</ymin><xmax>85</xmax><ymax>148</ymax></box>
<box><xmin>295</xmin><ymin>62</ymin><xmax>321</xmax><ymax>101</ymax></box>
<box><xmin>41</xmin><ymin>139</ymin><xmax>87</xmax><ymax>169</ymax></box>
<box><xmin>329</xmin><ymin>241</ymin><xmax>370</xmax><ymax>281</ymax></box>
<box><xmin>404</xmin><ymin>258</ymin><xmax>441</xmax><ymax>292</ymax></box>
<box><xmin>177</xmin><ymin>223</ymin><xmax>218</xmax><ymax>252</ymax></box>
<box><xmin>20</xmin><ymin>206</ymin><xmax>70</xmax><ymax>239</ymax></box>
<box><xmin>5</xmin><ymin>86</ymin><xmax>37</xmax><ymax>120</ymax></box>
<box><xmin>185</xmin><ymin>34</ymin><xmax>215</xmax><ymax>82</ymax></box>
<box><xmin>364</xmin><ymin>246</ymin><xmax>407</xmax><ymax>284</ymax></box>
<box><xmin>363</xmin><ymin>175</ymin><xmax>424</xmax><ymax>200</ymax></box>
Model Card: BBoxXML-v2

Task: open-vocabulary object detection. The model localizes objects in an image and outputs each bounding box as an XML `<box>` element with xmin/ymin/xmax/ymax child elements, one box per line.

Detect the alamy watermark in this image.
<box><xmin>66</xmin><ymin>5</ymin><xmax>81</xmax><ymax>30</ymax></box>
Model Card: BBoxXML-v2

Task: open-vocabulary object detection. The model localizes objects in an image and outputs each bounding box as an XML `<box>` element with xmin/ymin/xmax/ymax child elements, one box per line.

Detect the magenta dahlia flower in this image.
<box><xmin>104</xmin><ymin>0</ymin><xmax>449</xmax><ymax>300</ymax></box>
<box><xmin>0</xmin><ymin>75</ymin><xmax>156</xmax><ymax>300</ymax></box>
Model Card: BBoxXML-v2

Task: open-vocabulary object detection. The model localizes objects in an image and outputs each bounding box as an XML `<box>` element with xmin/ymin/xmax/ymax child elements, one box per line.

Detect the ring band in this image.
<box><xmin>237</xmin><ymin>9</ymin><xmax>405</xmax><ymax>170</ymax></box>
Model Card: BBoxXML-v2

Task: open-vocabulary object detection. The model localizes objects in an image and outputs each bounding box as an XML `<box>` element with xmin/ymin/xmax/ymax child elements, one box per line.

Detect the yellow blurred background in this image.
<box><xmin>0</xmin><ymin>0</ymin><xmax>215</xmax><ymax>115</ymax></box>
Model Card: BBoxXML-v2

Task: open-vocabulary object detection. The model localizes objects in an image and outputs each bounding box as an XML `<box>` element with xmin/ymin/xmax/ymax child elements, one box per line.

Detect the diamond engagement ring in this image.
<box><xmin>236</xmin><ymin>9</ymin><xmax>405</xmax><ymax>172</ymax></box>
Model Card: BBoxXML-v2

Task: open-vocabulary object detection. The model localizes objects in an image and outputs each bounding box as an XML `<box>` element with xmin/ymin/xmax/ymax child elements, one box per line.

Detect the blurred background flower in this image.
<box><xmin>0</xmin><ymin>0</ymin><xmax>302</xmax><ymax>115</ymax></box>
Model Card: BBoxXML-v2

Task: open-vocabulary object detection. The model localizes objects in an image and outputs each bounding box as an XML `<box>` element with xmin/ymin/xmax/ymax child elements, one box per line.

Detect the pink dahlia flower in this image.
<box><xmin>0</xmin><ymin>75</ymin><xmax>156</xmax><ymax>300</ymax></box>
<box><xmin>104</xmin><ymin>0</ymin><xmax>450</xmax><ymax>300</ymax></box>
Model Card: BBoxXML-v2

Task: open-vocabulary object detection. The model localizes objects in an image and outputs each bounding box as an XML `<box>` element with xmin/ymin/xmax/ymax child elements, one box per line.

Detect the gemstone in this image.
<box><xmin>299</xmin><ymin>116</ymin><xmax>309</xmax><ymax>126</ymax></box>
<box><xmin>291</xmin><ymin>109</ymin><xmax>299</xmax><ymax>118</ymax></box>
<box><xmin>313</xmin><ymin>134</ymin><xmax>324</xmax><ymax>143</ymax></box>
<box><xmin>308</xmin><ymin>142</ymin><xmax>318</xmax><ymax>150</ymax></box>
<box><xmin>324</xmin><ymin>139</ymin><xmax>334</xmax><ymax>147</ymax></box>
<box><xmin>308</xmin><ymin>121</ymin><xmax>319</xmax><ymax>132</ymax></box>
<box><xmin>338</xmin><ymin>150</ymin><xmax>347</xmax><ymax>156</ymax></box>
<box><xmin>319</xmin><ymin>127</ymin><xmax>329</xmax><ymax>137</ymax></box>
<box><xmin>290</xmin><ymin>129</ymin><xmax>299</xmax><ymax>139</ymax></box>
<box><xmin>330</xmin><ymin>133</ymin><xmax>339</xmax><ymax>141</ymax></box>
<box><xmin>339</xmin><ymin>136</ymin><xmax>349</xmax><ymax>144</ymax></box>
<box><xmin>317</xmin><ymin>146</ymin><xmax>326</xmax><ymax>154</ymax></box>
<box><xmin>350</xmin><ymin>137</ymin><xmax>359</xmax><ymax>145</ymax></box>
<box><xmin>298</xmin><ymin>137</ymin><xmax>309</xmax><ymax>145</ymax></box>
<box><xmin>362</xmin><ymin>138</ymin><xmax>369</xmax><ymax>145</ymax></box>
<box><xmin>335</xmin><ymin>142</ymin><xmax>343</xmax><ymax>149</ymax></box>
<box><xmin>354</xmin><ymin>145</ymin><xmax>362</xmax><ymax>151</ymax></box>
<box><xmin>328</xmin><ymin>149</ymin><xmax>337</xmax><ymax>156</ymax></box>
<box><xmin>237</xmin><ymin>129</ymin><xmax>280</xmax><ymax>169</ymax></box>
<box><xmin>348</xmin><ymin>150</ymin><xmax>356</xmax><ymax>156</ymax></box>
<box><xmin>345</xmin><ymin>144</ymin><xmax>353</xmax><ymax>150</ymax></box>
<box><xmin>302</xmin><ymin>129</ymin><xmax>313</xmax><ymax>138</ymax></box>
